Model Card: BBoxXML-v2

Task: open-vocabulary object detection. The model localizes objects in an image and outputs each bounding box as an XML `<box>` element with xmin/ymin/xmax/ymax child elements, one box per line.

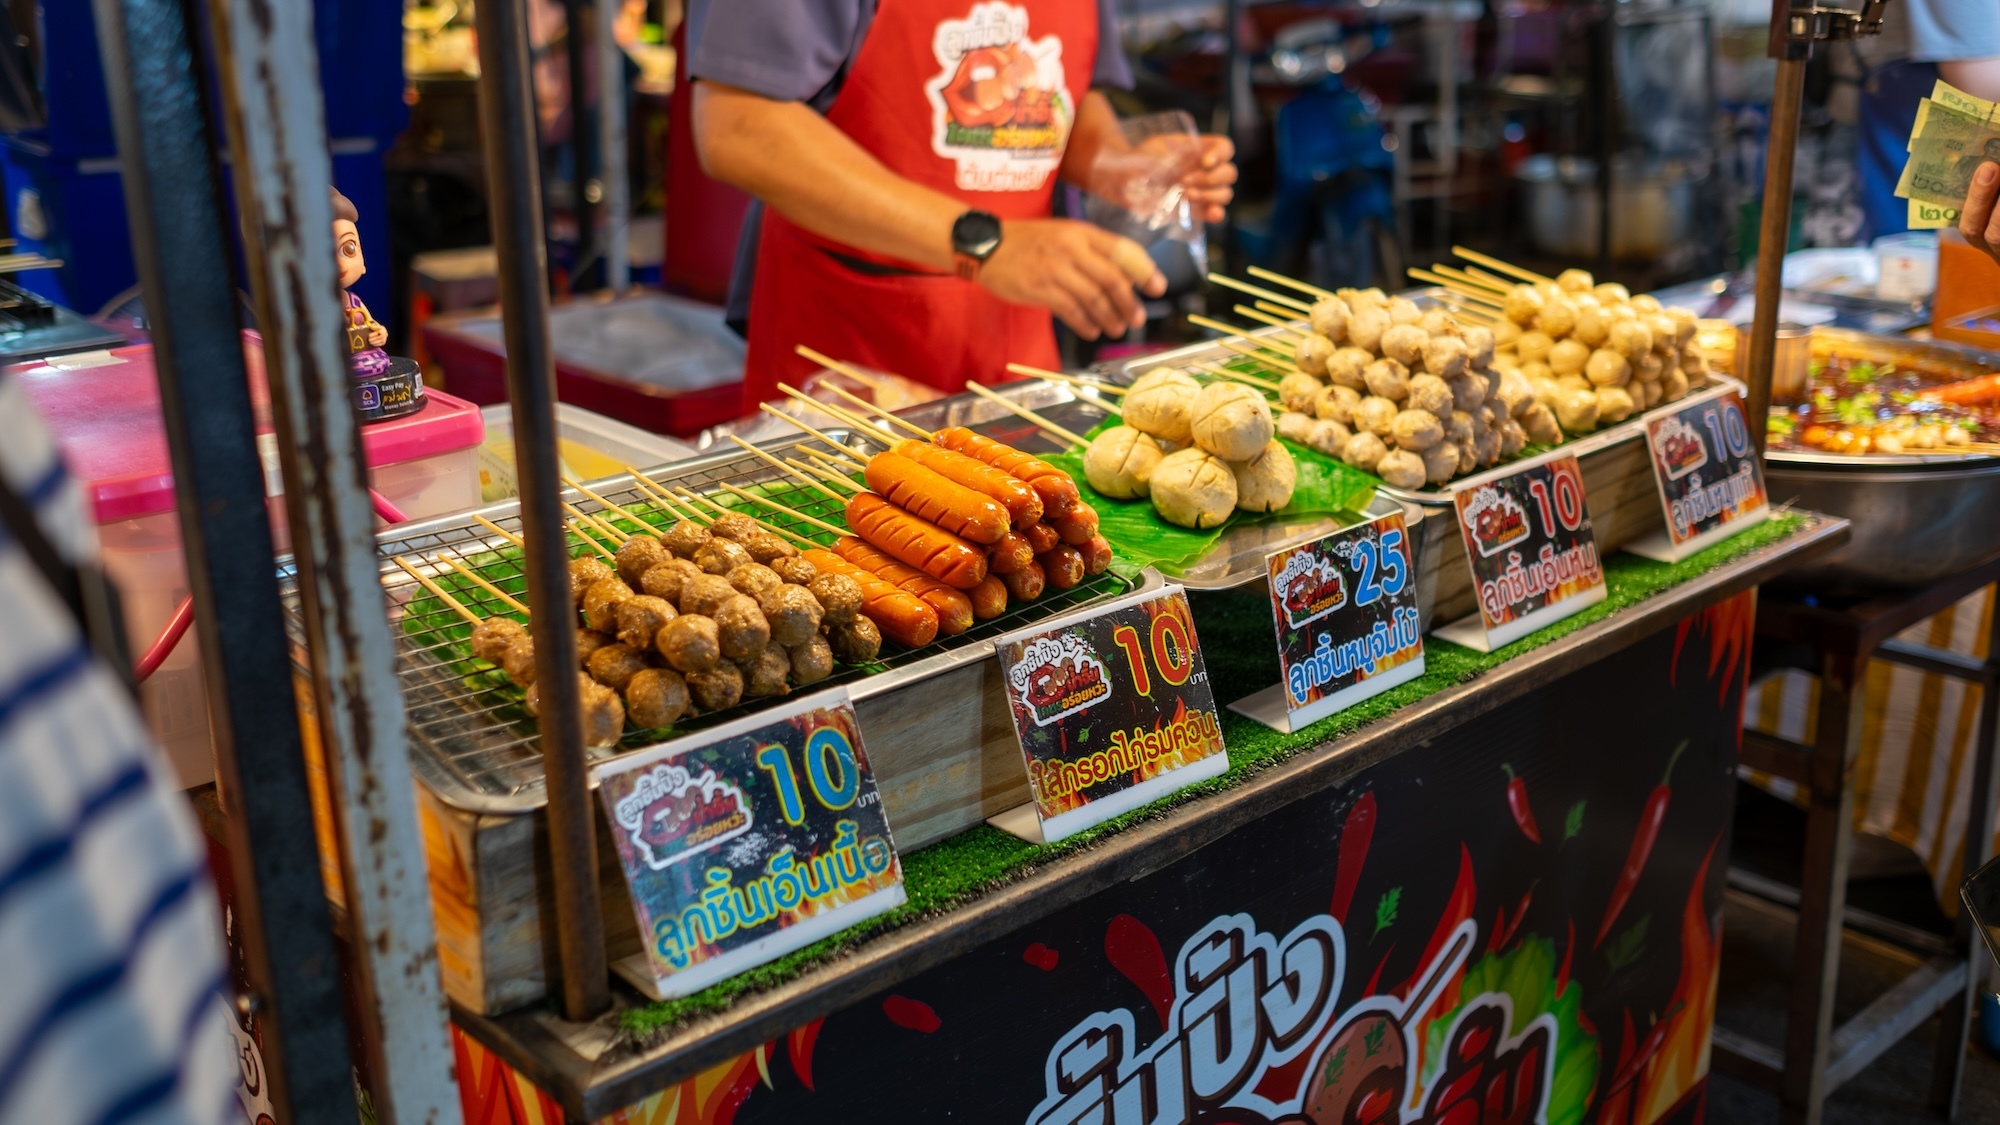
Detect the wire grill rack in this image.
<box><xmin>280</xmin><ymin>385</ymin><xmax>1140</xmax><ymax>815</ymax></box>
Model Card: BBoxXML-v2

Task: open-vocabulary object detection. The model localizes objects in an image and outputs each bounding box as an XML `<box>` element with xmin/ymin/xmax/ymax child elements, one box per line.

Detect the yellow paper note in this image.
<box><xmin>1911</xmin><ymin>197</ymin><xmax>1961</xmax><ymax>229</ymax></box>
<box><xmin>1933</xmin><ymin>79</ymin><xmax>1998</xmax><ymax>123</ymax></box>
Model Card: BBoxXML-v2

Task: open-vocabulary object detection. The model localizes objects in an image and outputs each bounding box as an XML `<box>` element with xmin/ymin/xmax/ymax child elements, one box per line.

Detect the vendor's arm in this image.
<box><xmin>1911</xmin><ymin>0</ymin><xmax>2000</xmax><ymax>99</ymax></box>
<box><xmin>695</xmin><ymin>83</ymin><xmax>1162</xmax><ymax>340</ymax></box>
<box><xmin>1060</xmin><ymin>92</ymin><xmax>1238</xmax><ymax>224</ymax></box>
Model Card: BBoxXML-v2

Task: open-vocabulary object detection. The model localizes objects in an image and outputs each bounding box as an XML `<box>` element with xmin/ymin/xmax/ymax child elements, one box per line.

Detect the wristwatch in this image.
<box><xmin>950</xmin><ymin>210</ymin><xmax>1003</xmax><ymax>281</ymax></box>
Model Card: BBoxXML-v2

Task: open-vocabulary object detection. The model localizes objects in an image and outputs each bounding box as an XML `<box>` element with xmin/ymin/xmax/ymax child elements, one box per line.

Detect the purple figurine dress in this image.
<box><xmin>345</xmin><ymin>290</ymin><xmax>392</xmax><ymax>377</ymax></box>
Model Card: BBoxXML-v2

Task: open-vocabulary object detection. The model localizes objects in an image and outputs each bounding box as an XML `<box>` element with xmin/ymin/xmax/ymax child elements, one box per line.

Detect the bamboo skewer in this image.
<box><xmin>796</xmin><ymin>443</ymin><xmax>866</xmax><ymax>471</ymax></box>
<box><xmin>1191</xmin><ymin>360</ymin><xmax>1283</xmax><ymax>393</ymax></box>
<box><xmin>1208</xmin><ymin>335</ymin><xmax>1305</xmax><ymax>374</ymax></box>
<box><xmin>1208</xmin><ymin>272</ymin><xmax>1313</xmax><ymax>312</ymax></box>
<box><xmin>796</xmin><ymin>344</ymin><xmax>894</xmax><ymax>395</ymax></box>
<box><xmin>668</xmin><ymin>489</ymin><xmax>716</xmax><ymax>525</ymax></box>
<box><xmin>619</xmin><ymin>469</ymin><xmax>696</xmax><ymax>522</ymax></box>
<box><xmin>728</xmin><ymin>435</ymin><xmax>848</xmax><ymax>503</ymax></box>
<box><xmin>1247</xmin><ymin>264</ymin><xmax>1336</xmax><ymax>299</ymax></box>
<box><xmin>436</xmin><ymin>553</ymin><xmax>530</xmax><ymax>617</ymax></box>
<box><xmin>1256</xmin><ymin>299</ymin><xmax>1310</xmax><ymax>322</ymax></box>
<box><xmin>1431</xmin><ymin>264</ymin><xmax>1509</xmax><ymax>294</ymax></box>
<box><xmin>1002</xmin><ymin>362</ymin><xmax>1127</xmax><ymax>395</ymax></box>
<box><xmin>771</xmin><ymin>387</ymin><xmax>902</xmax><ymax>450</ymax></box>
<box><xmin>961</xmin><ymin>382</ymin><xmax>1090</xmax><ymax>449</ymax></box>
<box><xmin>758</xmin><ymin>398</ymin><xmax>883</xmax><ymax>459</ymax></box>
<box><xmin>562</xmin><ymin>476</ymin><xmax>663</xmax><ymax>534</ymax></box>
<box><xmin>714</xmin><ymin>481</ymin><xmax>849</xmax><ymax>539</ymax></box>
<box><xmin>1466</xmin><ymin>265</ymin><xmax>1515</xmax><ymax>290</ymax></box>
<box><xmin>810</xmin><ymin>380</ymin><xmax>936</xmax><ymax>442</ymax></box>
<box><xmin>393</xmin><ymin>556</ymin><xmax>481</xmax><ymax>626</ymax></box>
<box><xmin>1407</xmin><ymin>268</ymin><xmax>1507</xmax><ymax>308</ymax></box>
<box><xmin>802</xmin><ymin>451</ymin><xmax>868</xmax><ymax>484</ymax></box>
<box><xmin>1232</xmin><ymin>303</ymin><xmax>1306</xmax><ymax>338</ymax></box>
<box><xmin>564</xmin><ymin>502</ymin><xmax>629</xmax><ymax>545</ymax></box>
<box><xmin>1186</xmin><ymin>318</ymin><xmax>1303</xmax><ymax>372</ymax></box>
<box><xmin>472</xmin><ymin>514</ymin><xmax>524</xmax><ymax>548</ymax></box>
<box><xmin>676</xmin><ymin>487</ymin><xmax>818</xmax><ymax>549</ymax></box>
<box><xmin>791</xmin><ymin>458</ymin><xmax>864</xmax><ymax>493</ymax></box>
<box><xmin>563</xmin><ymin>511</ymin><xmax>619</xmax><ymax>559</ymax></box>
<box><xmin>1010</xmin><ymin>368</ymin><xmax>1127</xmax><ymax>413</ymax></box>
<box><xmin>1452</xmin><ymin>245</ymin><xmax>1553</xmax><ymax>286</ymax></box>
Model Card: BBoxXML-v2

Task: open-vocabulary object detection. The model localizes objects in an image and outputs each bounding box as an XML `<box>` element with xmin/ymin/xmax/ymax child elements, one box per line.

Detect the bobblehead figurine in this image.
<box><xmin>332</xmin><ymin>186</ymin><xmax>425</xmax><ymax>420</ymax></box>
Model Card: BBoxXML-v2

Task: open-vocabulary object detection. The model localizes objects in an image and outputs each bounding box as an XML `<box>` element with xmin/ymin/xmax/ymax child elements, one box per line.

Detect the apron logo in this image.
<box><xmin>924</xmin><ymin>2</ymin><xmax>1072</xmax><ymax>192</ymax></box>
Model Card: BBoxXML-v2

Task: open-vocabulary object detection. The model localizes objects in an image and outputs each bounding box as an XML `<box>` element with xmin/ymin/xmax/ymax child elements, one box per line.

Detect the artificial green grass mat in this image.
<box><xmin>614</xmin><ymin>511</ymin><xmax>1807</xmax><ymax>1040</ymax></box>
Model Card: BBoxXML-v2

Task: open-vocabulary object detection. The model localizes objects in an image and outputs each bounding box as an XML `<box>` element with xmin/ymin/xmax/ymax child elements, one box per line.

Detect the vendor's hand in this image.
<box><xmin>1183</xmin><ymin>135</ymin><xmax>1237</xmax><ymax>224</ymax></box>
<box><xmin>978</xmin><ymin>219</ymin><xmax>1167</xmax><ymax>341</ymax></box>
<box><xmin>368</xmin><ymin>322</ymin><xmax>388</xmax><ymax>347</ymax></box>
<box><xmin>1961</xmin><ymin>161</ymin><xmax>2000</xmax><ymax>268</ymax></box>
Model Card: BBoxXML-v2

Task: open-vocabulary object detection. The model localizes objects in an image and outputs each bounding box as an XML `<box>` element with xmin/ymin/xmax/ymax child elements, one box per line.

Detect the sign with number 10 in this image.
<box><xmin>989</xmin><ymin>584</ymin><xmax>1229</xmax><ymax>845</ymax></box>
<box><xmin>595</xmin><ymin>688</ymin><xmax>905</xmax><ymax>999</ymax></box>
<box><xmin>1232</xmin><ymin>510</ymin><xmax>1427</xmax><ymax>733</ymax></box>
<box><xmin>1628</xmin><ymin>385</ymin><xmax>1769</xmax><ymax>562</ymax></box>
<box><xmin>1435</xmin><ymin>451</ymin><xmax>1607</xmax><ymax>653</ymax></box>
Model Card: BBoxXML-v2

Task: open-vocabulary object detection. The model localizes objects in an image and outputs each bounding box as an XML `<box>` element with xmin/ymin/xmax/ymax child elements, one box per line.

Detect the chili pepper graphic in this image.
<box><xmin>1500</xmin><ymin>763</ymin><xmax>1541</xmax><ymax>844</ymax></box>
<box><xmin>1555</xmin><ymin>918</ymin><xmax>1574</xmax><ymax>999</ymax></box>
<box><xmin>1594</xmin><ymin>740</ymin><xmax>1687</xmax><ymax>949</ymax></box>
<box><xmin>1329</xmin><ymin>791</ymin><xmax>1377</xmax><ymax>924</ymax></box>
<box><xmin>1607</xmin><ymin>1002</ymin><xmax>1686</xmax><ymax>1098</ymax></box>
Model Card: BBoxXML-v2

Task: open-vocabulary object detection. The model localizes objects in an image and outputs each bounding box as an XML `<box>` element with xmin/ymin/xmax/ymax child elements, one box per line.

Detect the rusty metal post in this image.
<box><xmin>199</xmin><ymin>0</ymin><xmax>464</xmax><ymax>1120</ymax></box>
<box><xmin>473</xmin><ymin>0</ymin><xmax>613</xmax><ymax>1020</ymax></box>
<box><xmin>1744</xmin><ymin>52</ymin><xmax>1806</xmax><ymax>459</ymax></box>
<box><xmin>91</xmin><ymin>0</ymin><xmax>360</xmax><ymax>1118</ymax></box>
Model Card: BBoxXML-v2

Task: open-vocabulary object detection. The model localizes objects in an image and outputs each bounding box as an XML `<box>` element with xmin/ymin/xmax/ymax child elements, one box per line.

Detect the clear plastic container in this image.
<box><xmin>14</xmin><ymin>341</ymin><xmax>486</xmax><ymax>787</ymax></box>
<box><xmin>1874</xmin><ymin>231</ymin><xmax>1940</xmax><ymax>303</ymax></box>
<box><xmin>475</xmin><ymin>401</ymin><xmax>696</xmax><ymax>500</ymax></box>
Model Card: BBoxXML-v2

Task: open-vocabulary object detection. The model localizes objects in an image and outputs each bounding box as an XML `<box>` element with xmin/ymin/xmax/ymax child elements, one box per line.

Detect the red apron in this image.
<box><xmin>742</xmin><ymin>0</ymin><xmax>1098</xmax><ymax>408</ymax></box>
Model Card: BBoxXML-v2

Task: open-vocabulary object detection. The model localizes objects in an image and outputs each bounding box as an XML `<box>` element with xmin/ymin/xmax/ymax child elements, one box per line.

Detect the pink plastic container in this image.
<box><xmin>14</xmin><ymin>340</ymin><xmax>485</xmax><ymax>787</ymax></box>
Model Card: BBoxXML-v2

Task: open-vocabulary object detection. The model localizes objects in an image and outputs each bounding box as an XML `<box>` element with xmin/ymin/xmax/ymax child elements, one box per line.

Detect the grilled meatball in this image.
<box><xmin>568</xmin><ymin>557</ymin><xmax>615</xmax><ymax>605</ymax></box>
<box><xmin>715</xmin><ymin>594</ymin><xmax>772</xmax><ymax>661</ymax></box>
<box><xmin>760</xmin><ymin>583</ymin><xmax>824</xmax><ymax>647</ymax></box>
<box><xmin>694</xmin><ymin>538</ymin><xmax>753</xmax><ymax>575</ymax></box>
<box><xmin>687</xmin><ymin>662</ymin><xmax>745</xmax><ymax>712</ymax></box>
<box><xmin>614</xmin><ymin>534</ymin><xmax>669</xmax><ymax>588</ymax></box>
<box><xmin>742</xmin><ymin>531</ymin><xmax>798</xmax><ymax>564</ymax></box>
<box><xmin>739</xmin><ymin>647</ymin><xmax>792</xmax><ymax>698</ymax></box>
<box><xmin>663</xmin><ymin>519</ymin><xmax>712</xmax><ymax>559</ymax></box>
<box><xmin>574</xmin><ymin>628</ymin><xmax>614</xmax><ymax>668</ymax></box>
<box><xmin>525</xmin><ymin>672</ymin><xmax>626</xmax><ymax>747</ymax></box>
<box><xmin>680</xmin><ymin>573</ymin><xmax>738</xmax><ymax>617</ymax></box>
<box><xmin>808</xmin><ymin>573</ymin><xmax>863</xmax><ymax>626</ymax></box>
<box><xmin>470</xmin><ymin>618</ymin><xmax>527</xmax><ymax>664</ymax></box>
<box><xmin>626</xmin><ymin>668</ymin><xmax>690</xmax><ymax>729</ymax></box>
<box><xmin>586</xmin><ymin>642</ymin><xmax>648</xmax><ymax>692</ymax></box>
<box><xmin>657</xmin><ymin>615</ymin><xmax>720</xmax><ymax>674</ymax></box>
<box><xmin>789</xmin><ymin>635</ymin><xmax>835</xmax><ymax>685</ymax></box>
<box><xmin>709</xmin><ymin>512</ymin><xmax>760</xmax><ymax>542</ymax></box>
<box><xmin>639</xmin><ymin>557</ymin><xmax>702</xmax><ymax>604</ymax></box>
<box><xmin>727</xmin><ymin>562</ymin><xmax>782</xmax><ymax>600</ymax></box>
<box><xmin>582</xmin><ymin>577</ymin><xmax>634</xmax><ymax>633</ymax></box>
<box><xmin>615</xmin><ymin>595</ymin><xmax>676</xmax><ymax>651</ymax></box>
<box><xmin>827</xmin><ymin>615</ymin><xmax>882</xmax><ymax>664</ymax></box>
<box><xmin>501</xmin><ymin>634</ymin><xmax>538</xmax><ymax>686</ymax></box>
<box><xmin>772</xmin><ymin>556</ymin><xmax>818</xmax><ymax>586</ymax></box>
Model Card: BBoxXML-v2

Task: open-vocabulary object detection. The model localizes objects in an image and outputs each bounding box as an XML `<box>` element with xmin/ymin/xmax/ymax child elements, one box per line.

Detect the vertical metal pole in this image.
<box><xmin>1747</xmin><ymin>0</ymin><xmax>1811</xmax><ymax>460</ymax></box>
<box><xmin>90</xmin><ymin>0</ymin><xmax>359</xmax><ymax>1121</ymax></box>
<box><xmin>474</xmin><ymin>0</ymin><xmax>612</xmax><ymax>1022</ymax></box>
<box><xmin>599</xmin><ymin>0</ymin><xmax>631</xmax><ymax>291</ymax></box>
<box><xmin>200</xmin><ymin>1</ymin><xmax>464</xmax><ymax>1120</ymax></box>
<box><xmin>565</xmin><ymin>0</ymin><xmax>602</xmax><ymax>291</ymax></box>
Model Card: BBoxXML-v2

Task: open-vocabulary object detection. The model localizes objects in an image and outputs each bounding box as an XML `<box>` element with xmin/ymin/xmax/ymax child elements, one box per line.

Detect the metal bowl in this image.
<box><xmin>1764</xmin><ymin>453</ymin><xmax>2000</xmax><ymax>590</ymax></box>
<box><xmin>1515</xmin><ymin>154</ymin><xmax>1699</xmax><ymax>262</ymax></box>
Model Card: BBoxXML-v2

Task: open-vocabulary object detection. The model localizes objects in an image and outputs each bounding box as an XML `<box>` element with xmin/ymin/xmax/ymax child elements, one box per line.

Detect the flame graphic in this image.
<box><xmin>1671</xmin><ymin>590</ymin><xmax>1757</xmax><ymax>730</ymax></box>
<box><xmin>1633</xmin><ymin>834</ymin><xmax>1722</xmax><ymax>1121</ymax></box>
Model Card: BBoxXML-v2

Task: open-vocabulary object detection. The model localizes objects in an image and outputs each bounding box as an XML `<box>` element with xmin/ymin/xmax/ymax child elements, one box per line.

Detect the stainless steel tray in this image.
<box><xmin>281</xmin><ymin>406</ymin><xmax>1152</xmax><ymax>816</ymax></box>
<box><xmin>1755</xmin><ymin>326</ymin><xmax>2000</xmax><ymax>469</ymax></box>
<box><xmin>1110</xmin><ymin>320</ymin><xmax>1747</xmax><ymax>506</ymax></box>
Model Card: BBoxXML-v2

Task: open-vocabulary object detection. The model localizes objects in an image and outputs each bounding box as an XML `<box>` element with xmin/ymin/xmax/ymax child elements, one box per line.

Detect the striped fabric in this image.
<box><xmin>1742</xmin><ymin>585</ymin><xmax>2000</xmax><ymax>914</ymax></box>
<box><xmin>0</xmin><ymin>367</ymin><xmax>235</xmax><ymax>1124</ymax></box>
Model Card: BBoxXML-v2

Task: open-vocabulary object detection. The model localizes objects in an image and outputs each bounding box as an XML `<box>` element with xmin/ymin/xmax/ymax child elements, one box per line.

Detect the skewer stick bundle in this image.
<box><xmin>436</xmin><ymin>553</ymin><xmax>530</xmax><ymax>616</ymax></box>
<box><xmin>810</xmin><ymin>379</ymin><xmax>937</xmax><ymax>441</ymax></box>
<box><xmin>1451</xmin><ymin>245</ymin><xmax>1553</xmax><ymax>286</ymax></box>
<box><xmin>962</xmin><ymin>382</ymin><xmax>1090</xmax><ymax>449</ymax></box>
<box><xmin>562</xmin><ymin>476</ymin><xmax>663</xmax><ymax>535</ymax></box>
<box><xmin>472</xmin><ymin>513</ymin><xmax>524</xmax><ymax>548</ymax></box>
<box><xmin>1192</xmin><ymin>360</ymin><xmax>1282</xmax><ymax>392</ymax></box>
<box><xmin>728</xmin><ymin>435</ymin><xmax>848</xmax><ymax>503</ymax></box>
<box><xmin>1246</xmin><ymin>264</ymin><xmax>1335</xmax><ymax>299</ymax></box>
<box><xmin>1232</xmin><ymin>304</ymin><xmax>1306</xmax><ymax>339</ymax></box>
<box><xmin>1208</xmin><ymin>272</ymin><xmax>1314</xmax><ymax>312</ymax></box>
<box><xmin>1003</xmin><ymin>362</ymin><xmax>1127</xmax><ymax>395</ymax></box>
<box><xmin>1406</xmin><ymin>268</ymin><xmax>1506</xmax><ymax>308</ymax></box>
<box><xmin>394</xmin><ymin>556</ymin><xmax>481</xmax><ymax>626</ymax></box>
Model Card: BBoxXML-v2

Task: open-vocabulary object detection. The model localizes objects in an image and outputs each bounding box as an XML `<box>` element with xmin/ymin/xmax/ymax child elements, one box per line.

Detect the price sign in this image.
<box><xmin>988</xmin><ymin>583</ymin><xmax>1229</xmax><ymax>845</ymax></box>
<box><xmin>1230</xmin><ymin>511</ymin><xmax>1426</xmax><ymax>733</ymax></box>
<box><xmin>1626</xmin><ymin>386</ymin><xmax>1770</xmax><ymax>562</ymax></box>
<box><xmin>594</xmin><ymin>687</ymin><xmax>905</xmax><ymax>1000</ymax></box>
<box><xmin>1433</xmin><ymin>451</ymin><xmax>1607</xmax><ymax>653</ymax></box>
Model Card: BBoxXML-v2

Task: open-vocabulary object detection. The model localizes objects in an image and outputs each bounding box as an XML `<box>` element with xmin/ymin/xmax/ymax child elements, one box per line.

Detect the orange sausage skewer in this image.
<box><xmin>807</xmin><ymin>380</ymin><xmax>1047</xmax><ymax>526</ymax></box>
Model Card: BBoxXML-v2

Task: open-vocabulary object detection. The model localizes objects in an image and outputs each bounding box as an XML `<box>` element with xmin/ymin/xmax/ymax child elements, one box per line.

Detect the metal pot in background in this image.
<box><xmin>1515</xmin><ymin>154</ymin><xmax>1699</xmax><ymax>261</ymax></box>
<box><xmin>1764</xmin><ymin>455</ymin><xmax>2000</xmax><ymax>591</ymax></box>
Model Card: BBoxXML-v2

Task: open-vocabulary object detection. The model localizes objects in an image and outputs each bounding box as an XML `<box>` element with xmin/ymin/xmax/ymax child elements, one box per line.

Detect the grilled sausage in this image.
<box><xmin>802</xmin><ymin>548</ymin><xmax>939</xmax><ymax>647</ymax></box>
<box><xmin>1000</xmin><ymin>559</ymin><xmax>1046</xmax><ymax>602</ymax></box>
<box><xmin>844</xmin><ymin>493</ymin><xmax>987</xmax><ymax>590</ymax></box>
<box><xmin>1021</xmin><ymin>522</ymin><xmax>1061</xmax><ymax>554</ymax></box>
<box><xmin>1051</xmin><ymin>504</ymin><xmax>1100</xmax><ymax>546</ymax></box>
<box><xmin>892</xmin><ymin>440</ymin><xmax>1043</xmax><ymax>525</ymax></box>
<box><xmin>1080</xmin><ymin>534</ymin><xmax>1114</xmax><ymax>576</ymax></box>
<box><xmin>933</xmin><ymin>427</ymin><xmax>1081</xmax><ymax>518</ymax></box>
<box><xmin>969</xmin><ymin>575</ymin><xmax>1008</xmax><ymax>620</ymax></box>
<box><xmin>987</xmin><ymin>530</ymin><xmax>1034</xmax><ymax>575</ymax></box>
<box><xmin>1040</xmin><ymin>545</ymin><xmax>1086</xmax><ymax>590</ymax></box>
<box><xmin>864</xmin><ymin>451</ymin><xmax>1010</xmax><ymax>544</ymax></box>
<box><xmin>831</xmin><ymin>536</ymin><xmax>973</xmax><ymax>636</ymax></box>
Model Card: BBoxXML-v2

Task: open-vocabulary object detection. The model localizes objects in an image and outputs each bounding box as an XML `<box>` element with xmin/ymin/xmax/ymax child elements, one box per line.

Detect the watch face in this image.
<box><xmin>953</xmin><ymin>211</ymin><xmax>1003</xmax><ymax>259</ymax></box>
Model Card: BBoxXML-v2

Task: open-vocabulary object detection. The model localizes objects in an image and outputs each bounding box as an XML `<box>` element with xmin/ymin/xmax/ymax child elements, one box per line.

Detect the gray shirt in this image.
<box><xmin>687</xmin><ymin>0</ymin><xmax>1136</xmax><ymax>329</ymax></box>
<box><xmin>687</xmin><ymin>0</ymin><xmax>1134</xmax><ymax>108</ymax></box>
<box><xmin>1859</xmin><ymin>0</ymin><xmax>2000</xmax><ymax>67</ymax></box>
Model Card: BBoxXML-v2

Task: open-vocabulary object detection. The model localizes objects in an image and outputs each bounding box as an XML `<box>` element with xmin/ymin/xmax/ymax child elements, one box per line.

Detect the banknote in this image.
<box><xmin>1910</xmin><ymin>197</ymin><xmax>1960</xmax><ymax>229</ymax></box>
<box><xmin>1896</xmin><ymin>97</ymin><xmax>2000</xmax><ymax>206</ymax></box>
<box><xmin>1932</xmin><ymin>79</ymin><xmax>1998</xmax><ymax>124</ymax></box>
